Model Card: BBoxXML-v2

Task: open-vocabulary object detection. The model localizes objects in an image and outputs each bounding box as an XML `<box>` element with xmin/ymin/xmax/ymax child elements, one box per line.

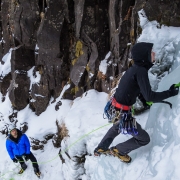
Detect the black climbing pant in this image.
<box><xmin>16</xmin><ymin>151</ymin><xmax>39</xmax><ymax>170</ymax></box>
<box><xmin>97</xmin><ymin>122</ymin><xmax>150</xmax><ymax>155</ymax></box>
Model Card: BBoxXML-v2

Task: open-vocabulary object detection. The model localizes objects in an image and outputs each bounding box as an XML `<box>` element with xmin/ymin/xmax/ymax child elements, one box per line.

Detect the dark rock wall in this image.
<box><xmin>0</xmin><ymin>0</ymin><xmax>180</xmax><ymax>115</ymax></box>
<box><xmin>0</xmin><ymin>1</ymin><xmax>10</xmax><ymax>59</ymax></box>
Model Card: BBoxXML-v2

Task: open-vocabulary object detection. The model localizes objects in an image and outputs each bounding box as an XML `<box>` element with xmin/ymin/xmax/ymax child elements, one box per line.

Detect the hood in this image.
<box><xmin>131</xmin><ymin>42</ymin><xmax>153</xmax><ymax>70</ymax></box>
<box><xmin>8</xmin><ymin>129</ymin><xmax>22</xmax><ymax>143</ymax></box>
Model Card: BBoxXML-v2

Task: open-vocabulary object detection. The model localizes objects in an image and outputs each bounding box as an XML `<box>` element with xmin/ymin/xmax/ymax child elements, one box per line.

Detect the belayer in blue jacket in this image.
<box><xmin>6</xmin><ymin>125</ymin><xmax>41</xmax><ymax>176</ymax></box>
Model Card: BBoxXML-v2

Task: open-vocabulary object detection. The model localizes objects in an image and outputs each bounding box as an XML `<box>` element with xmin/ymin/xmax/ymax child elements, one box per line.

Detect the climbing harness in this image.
<box><xmin>103</xmin><ymin>98</ymin><xmax>138</xmax><ymax>135</ymax></box>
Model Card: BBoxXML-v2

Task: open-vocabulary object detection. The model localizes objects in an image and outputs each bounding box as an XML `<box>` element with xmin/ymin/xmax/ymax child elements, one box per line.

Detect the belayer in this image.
<box><xmin>94</xmin><ymin>42</ymin><xmax>179</xmax><ymax>163</ymax></box>
<box><xmin>6</xmin><ymin>125</ymin><xmax>41</xmax><ymax>177</ymax></box>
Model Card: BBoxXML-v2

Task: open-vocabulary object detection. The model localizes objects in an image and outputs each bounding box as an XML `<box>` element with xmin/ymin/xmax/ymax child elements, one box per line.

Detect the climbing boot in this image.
<box><xmin>18</xmin><ymin>164</ymin><xmax>27</xmax><ymax>174</ymax></box>
<box><xmin>34</xmin><ymin>167</ymin><xmax>41</xmax><ymax>178</ymax></box>
<box><xmin>110</xmin><ymin>146</ymin><xmax>131</xmax><ymax>163</ymax></box>
<box><xmin>94</xmin><ymin>147</ymin><xmax>110</xmax><ymax>156</ymax></box>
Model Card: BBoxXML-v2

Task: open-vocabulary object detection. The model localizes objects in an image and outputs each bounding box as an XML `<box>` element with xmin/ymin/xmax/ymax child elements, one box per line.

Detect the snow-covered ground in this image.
<box><xmin>0</xmin><ymin>9</ymin><xmax>180</xmax><ymax>180</ymax></box>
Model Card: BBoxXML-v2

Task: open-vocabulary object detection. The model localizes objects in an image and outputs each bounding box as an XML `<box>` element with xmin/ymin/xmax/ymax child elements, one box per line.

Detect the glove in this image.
<box><xmin>24</xmin><ymin>154</ymin><xmax>30</xmax><ymax>161</ymax></box>
<box><xmin>169</xmin><ymin>84</ymin><xmax>179</xmax><ymax>96</ymax></box>
<box><xmin>12</xmin><ymin>158</ymin><xmax>18</xmax><ymax>163</ymax></box>
<box><xmin>169</xmin><ymin>84</ymin><xmax>176</xmax><ymax>90</ymax></box>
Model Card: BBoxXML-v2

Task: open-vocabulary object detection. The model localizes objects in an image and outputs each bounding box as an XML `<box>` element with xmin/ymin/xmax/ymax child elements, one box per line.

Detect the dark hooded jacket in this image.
<box><xmin>114</xmin><ymin>42</ymin><xmax>173</xmax><ymax>106</ymax></box>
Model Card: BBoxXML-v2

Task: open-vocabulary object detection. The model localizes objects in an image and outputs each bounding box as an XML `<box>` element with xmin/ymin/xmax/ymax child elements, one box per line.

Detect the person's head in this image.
<box><xmin>131</xmin><ymin>42</ymin><xmax>155</xmax><ymax>69</ymax></box>
<box><xmin>8</xmin><ymin>125</ymin><xmax>18</xmax><ymax>138</ymax></box>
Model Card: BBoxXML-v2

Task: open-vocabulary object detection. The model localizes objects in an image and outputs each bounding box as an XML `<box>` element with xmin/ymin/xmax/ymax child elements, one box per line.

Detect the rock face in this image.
<box><xmin>0</xmin><ymin>0</ymin><xmax>180</xmax><ymax>115</ymax></box>
<box><xmin>135</xmin><ymin>0</ymin><xmax>180</xmax><ymax>27</ymax></box>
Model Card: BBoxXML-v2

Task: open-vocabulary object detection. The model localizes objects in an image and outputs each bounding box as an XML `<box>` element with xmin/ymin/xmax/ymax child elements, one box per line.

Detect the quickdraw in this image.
<box><xmin>103</xmin><ymin>99</ymin><xmax>138</xmax><ymax>135</ymax></box>
<box><xmin>118</xmin><ymin>112</ymin><xmax>138</xmax><ymax>135</ymax></box>
<box><xmin>103</xmin><ymin>98</ymin><xmax>121</xmax><ymax>123</ymax></box>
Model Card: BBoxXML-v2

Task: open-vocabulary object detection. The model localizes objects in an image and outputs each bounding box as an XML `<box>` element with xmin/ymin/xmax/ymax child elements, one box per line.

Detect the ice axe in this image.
<box><xmin>145</xmin><ymin>82</ymin><xmax>180</xmax><ymax>108</ymax></box>
<box><xmin>146</xmin><ymin>100</ymin><xmax>172</xmax><ymax>108</ymax></box>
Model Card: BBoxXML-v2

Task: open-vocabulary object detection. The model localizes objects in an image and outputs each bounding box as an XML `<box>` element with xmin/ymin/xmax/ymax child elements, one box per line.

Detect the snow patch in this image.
<box><xmin>99</xmin><ymin>51</ymin><xmax>111</xmax><ymax>75</ymax></box>
<box><xmin>27</xmin><ymin>67</ymin><xmax>41</xmax><ymax>89</ymax></box>
<box><xmin>0</xmin><ymin>49</ymin><xmax>12</xmax><ymax>77</ymax></box>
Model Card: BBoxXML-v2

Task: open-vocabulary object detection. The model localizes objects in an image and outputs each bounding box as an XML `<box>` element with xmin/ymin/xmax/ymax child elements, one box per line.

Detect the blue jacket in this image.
<box><xmin>6</xmin><ymin>133</ymin><xmax>30</xmax><ymax>159</ymax></box>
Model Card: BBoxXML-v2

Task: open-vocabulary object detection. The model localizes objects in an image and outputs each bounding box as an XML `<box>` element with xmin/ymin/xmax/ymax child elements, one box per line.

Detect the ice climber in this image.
<box><xmin>94</xmin><ymin>42</ymin><xmax>179</xmax><ymax>163</ymax></box>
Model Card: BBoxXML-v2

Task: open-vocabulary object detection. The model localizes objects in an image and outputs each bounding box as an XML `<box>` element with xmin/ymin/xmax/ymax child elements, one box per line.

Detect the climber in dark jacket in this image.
<box><xmin>114</xmin><ymin>43</ymin><xmax>175</xmax><ymax>105</ymax></box>
<box><xmin>6</xmin><ymin>125</ymin><xmax>40</xmax><ymax>176</ymax></box>
<box><xmin>94</xmin><ymin>42</ymin><xmax>179</xmax><ymax>163</ymax></box>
